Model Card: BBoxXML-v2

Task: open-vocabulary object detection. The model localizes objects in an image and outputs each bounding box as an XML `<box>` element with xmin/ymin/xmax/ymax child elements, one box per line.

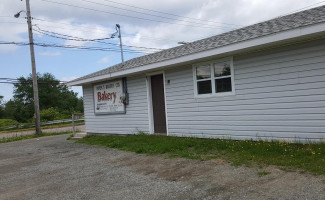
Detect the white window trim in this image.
<box><xmin>193</xmin><ymin>56</ymin><xmax>235</xmax><ymax>98</ymax></box>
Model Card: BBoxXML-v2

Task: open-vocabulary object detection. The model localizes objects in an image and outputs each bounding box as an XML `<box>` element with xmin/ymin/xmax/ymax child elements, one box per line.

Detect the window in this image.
<box><xmin>194</xmin><ymin>58</ymin><xmax>234</xmax><ymax>96</ymax></box>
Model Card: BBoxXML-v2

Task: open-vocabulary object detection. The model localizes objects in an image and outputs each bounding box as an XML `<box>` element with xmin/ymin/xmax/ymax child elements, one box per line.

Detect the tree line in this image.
<box><xmin>0</xmin><ymin>73</ymin><xmax>83</xmax><ymax>123</ymax></box>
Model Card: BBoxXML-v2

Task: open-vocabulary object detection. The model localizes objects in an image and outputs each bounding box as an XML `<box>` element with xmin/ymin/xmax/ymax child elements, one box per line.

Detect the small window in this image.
<box><xmin>196</xmin><ymin>65</ymin><xmax>212</xmax><ymax>94</ymax></box>
<box><xmin>214</xmin><ymin>61</ymin><xmax>232</xmax><ymax>93</ymax></box>
<box><xmin>194</xmin><ymin>58</ymin><xmax>234</xmax><ymax>96</ymax></box>
<box><xmin>196</xmin><ymin>65</ymin><xmax>211</xmax><ymax>80</ymax></box>
<box><xmin>198</xmin><ymin>80</ymin><xmax>212</xmax><ymax>94</ymax></box>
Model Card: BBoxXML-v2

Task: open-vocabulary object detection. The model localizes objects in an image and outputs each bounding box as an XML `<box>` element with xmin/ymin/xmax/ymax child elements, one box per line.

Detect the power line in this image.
<box><xmin>0</xmin><ymin>81</ymin><xmax>66</xmax><ymax>85</ymax></box>
<box><xmin>39</xmin><ymin>0</ymin><xmax>235</xmax><ymax>30</ymax></box>
<box><xmin>33</xmin><ymin>28</ymin><xmax>121</xmax><ymax>49</ymax></box>
<box><xmin>0</xmin><ymin>21</ymin><xmax>26</xmax><ymax>25</ymax></box>
<box><xmin>0</xmin><ymin>41</ymin><xmax>29</xmax><ymax>46</ymax></box>
<box><xmin>35</xmin><ymin>42</ymin><xmax>152</xmax><ymax>54</ymax></box>
<box><xmin>0</xmin><ymin>78</ymin><xmax>67</xmax><ymax>85</ymax></box>
<box><xmin>187</xmin><ymin>2</ymin><xmax>325</xmax><ymax>43</ymax></box>
<box><xmin>0</xmin><ymin>41</ymin><xmax>151</xmax><ymax>54</ymax></box>
<box><xmin>32</xmin><ymin>17</ymin><xmax>180</xmax><ymax>44</ymax></box>
<box><xmin>99</xmin><ymin>0</ymin><xmax>242</xmax><ymax>27</ymax></box>
<box><xmin>27</xmin><ymin>2</ymin><xmax>325</xmax><ymax>44</ymax></box>
<box><xmin>32</xmin><ymin>18</ymin><xmax>179</xmax><ymax>44</ymax></box>
<box><xmin>33</xmin><ymin>26</ymin><xmax>117</xmax><ymax>42</ymax></box>
<box><xmin>7</xmin><ymin>1</ymin><xmax>323</xmax><ymax>53</ymax></box>
<box><xmin>33</xmin><ymin>26</ymin><xmax>164</xmax><ymax>52</ymax></box>
<box><xmin>247</xmin><ymin>1</ymin><xmax>325</xmax><ymax>27</ymax></box>
<box><xmin>277</xmin><ymin>0</ymin><xmax>325</xmax><ymax>17</ymax></box>
<box><xmin>33</xmin><ymin>17</ymin><xmax>113</xmax><ymax>33</ymax></box>
<box><xmin>33</xmin><ymin>21</ymin><xmax>112</xmax><ymax>35</ymax></box>
<box><xmin>123</xmin><ymin>33</ymin><xmax>182</xmax><ymax>43</ymax></box>
<box><xmin>78</xmin><ymin>0</ymin><xmax>239</xmax><ymax>29</ymax></box>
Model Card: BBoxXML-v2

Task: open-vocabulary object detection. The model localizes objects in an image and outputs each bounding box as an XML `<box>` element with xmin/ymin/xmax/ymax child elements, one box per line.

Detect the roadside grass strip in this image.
<box><xmin>0</xmin><ymin>121</ymin><xmax>84</xmax><ymax>134</ymax></box>
<box><xmin>0</xmin><ymin>131</ymin><xmax>72</xmax><ymax>143</ymax></box>
<box><xmin>78</xmin><ymin>134</ymin><xmax>325</xmax><ymax>175</ymax></box>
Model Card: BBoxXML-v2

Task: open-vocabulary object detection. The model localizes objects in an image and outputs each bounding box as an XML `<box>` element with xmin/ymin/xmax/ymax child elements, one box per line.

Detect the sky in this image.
<box><xmin>1</xmin><ymin>0</ymin><xmax>324</xmax><ymax>102</ymax></box>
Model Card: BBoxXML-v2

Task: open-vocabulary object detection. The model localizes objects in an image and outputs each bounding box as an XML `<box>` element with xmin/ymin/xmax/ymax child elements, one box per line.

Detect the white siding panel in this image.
<box><xmin>165</xmin><ymin>39</ymin><xmax>325</xmax><ymax>140</ymax></box>
<box><xmin>83</xmin><ymin>75</ymin><xmax>149</xmax><ymax>134</ymax></box>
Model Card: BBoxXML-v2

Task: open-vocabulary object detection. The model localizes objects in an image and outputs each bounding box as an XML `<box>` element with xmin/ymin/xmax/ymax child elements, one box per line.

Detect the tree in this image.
<box><xmin>9</xmin><ymin>73</ymin><xmax>83</xmax><ymax>122</ymax></box>
<box><xmin>4</xmin><ymin>100</ymin><xmax>32</xmax><ymax>122</ymax></box>
<box><xmin>0</xmin><ymin>96</ymin><xmax>4</xmax><ymax>118</ymax></box>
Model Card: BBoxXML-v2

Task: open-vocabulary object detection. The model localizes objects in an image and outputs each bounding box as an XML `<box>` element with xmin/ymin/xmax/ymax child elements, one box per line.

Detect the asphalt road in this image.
<box><xmin>0</xmin><ymin>134</ymin><xmax>324</xmax><ymax>200</ymax></box>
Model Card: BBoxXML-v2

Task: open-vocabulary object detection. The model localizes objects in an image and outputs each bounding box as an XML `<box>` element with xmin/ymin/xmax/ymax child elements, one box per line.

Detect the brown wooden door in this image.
<box><xmin>151</xmin><ymin>74</ymin><xmax>167</xmax><ymax>134</ymax></box>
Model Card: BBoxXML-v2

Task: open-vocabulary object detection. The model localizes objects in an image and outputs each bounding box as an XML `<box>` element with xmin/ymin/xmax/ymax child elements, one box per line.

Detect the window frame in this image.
<box><xmin>193</xmin><ymin>57</ymin><xmax>235</xmax><ymax>98</ymax></box>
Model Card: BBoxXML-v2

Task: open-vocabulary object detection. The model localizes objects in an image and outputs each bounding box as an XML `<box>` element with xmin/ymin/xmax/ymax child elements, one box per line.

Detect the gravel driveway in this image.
<box><xmin>0</xmin><ymin>134</ymin><xmax>324</xmax><ymax>200</ymax></box>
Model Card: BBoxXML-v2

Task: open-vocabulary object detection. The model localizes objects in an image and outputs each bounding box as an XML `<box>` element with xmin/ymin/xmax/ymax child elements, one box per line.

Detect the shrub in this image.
<box><xmin>0</xmin><ymin>119</ymin><xmax>20</xmax><ymax>130</ymax></box>
<box><xmin>40</xmin><ymin>107</ymin><xmax>60</xmax><ymax>122</ymax></box>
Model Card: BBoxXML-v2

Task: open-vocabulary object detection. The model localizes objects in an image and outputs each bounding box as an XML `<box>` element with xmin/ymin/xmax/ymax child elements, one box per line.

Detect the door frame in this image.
<box><xmin>146</xmin><ymin>71</ymin><xmax>169</xmax><ymax>135</ymax></box>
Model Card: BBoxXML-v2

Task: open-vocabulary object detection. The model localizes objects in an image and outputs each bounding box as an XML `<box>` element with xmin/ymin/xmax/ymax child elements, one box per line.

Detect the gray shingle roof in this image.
<box><xmin>72</xmin><ymin>5</ymin><xmax>325</xmax><ymax>83</ymax></box>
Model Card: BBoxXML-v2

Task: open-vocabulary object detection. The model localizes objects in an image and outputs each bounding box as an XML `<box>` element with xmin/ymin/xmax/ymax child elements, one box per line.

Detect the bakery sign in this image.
<box><xmin>93</xmin><ymin>80</ymin><xmax>125</xmax><ymax>114</ymax></box>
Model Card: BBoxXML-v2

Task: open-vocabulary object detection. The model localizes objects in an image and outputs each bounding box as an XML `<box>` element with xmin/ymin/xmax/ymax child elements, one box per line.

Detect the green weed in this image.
<box><xmin>77</xmin><ymin>135</ymin><xmax>325</xmax><ymax>175</ymax></box>
<box><xmin>257</xmin><ymin>171</ymin><xmax>271</xmax><ymax>177</ymax></box>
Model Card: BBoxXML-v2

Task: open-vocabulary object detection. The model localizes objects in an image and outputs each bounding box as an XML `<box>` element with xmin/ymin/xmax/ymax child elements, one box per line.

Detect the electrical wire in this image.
<box><xmin>39</xmin><ymin>0</ymin><xmax>236</xmax><ymax>30</ymax></box>
<box><xmin>0</xmin><ymin>78</ymin><xmax>67</xmax><ymax>85</ymax></box>
<box><xmin>32</xmin><ymin>18</ymin><xmax>180</xmax><ymax>44</ymax></box>
<box><xmin>33</xmin><ymin>25</ymin><xmax>118</xmax><ymax>42</ymax></box>
<box><xmin>246</xmin><ymin>1</ymin><xmax>325</xmax><ymax>26</ymax></box>
<box><xmin>277</xmin><ymin>0</ymin><xmax>325</xmax><ymax>17</ymax></box>
<box><xmin>33</xmin><ymin>26</ymin><xmax>164</xmax><ymax>52</ymax></box>
<box><xmin>34</xmin><ymin>42</ymin><xmax>152</xmax><ymax>54</ymax></box>
<box><xmin>4</xmin><ymin>1</ymin><xmax>323</xmax><ymax>52</ymax></box>
<box><xmin>0</xmin><ymin>41</ymin><xmax>152</xmax><ymax>54</ymax></box>
<box><xmin>78</xmin><ymin>0</ymin><xmax>239</xmax><ymax>29</ymax></box>
<box><xmin>0</xmin><ymin>82</ymin><xmax>66</xmax><ymax>85</ymax></box>
<box><xmin>99</xmin><ymin>0</ymin><xmax>242</xmax><ymax>27</ymax></box>
<box><xmin>0</xmin><ymin>41</ymin><xmax>29</xmax><ymax>46</ymax></box>
<box><xmin>0</xmin><ymin>21</ymin><xmax>26</xmax><ymax>25</ymax></box>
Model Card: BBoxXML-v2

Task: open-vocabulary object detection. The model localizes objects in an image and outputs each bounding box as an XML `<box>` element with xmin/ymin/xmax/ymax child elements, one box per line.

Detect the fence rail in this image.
<box><xmin>3</xmin><ymin>118</ymin><xmax>84</xmax><ymax>130</ymax></box>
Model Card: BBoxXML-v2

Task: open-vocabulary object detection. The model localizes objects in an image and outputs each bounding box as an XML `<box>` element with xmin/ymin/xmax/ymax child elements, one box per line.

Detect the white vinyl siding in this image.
<box><xmin>164</xmin><ymin>39</ymin><xmax>325</xmax><ymax>141</ymax></box>
<box><xmin>83</xmin><ymin>75</ymin><xmax>149</xmax><ymax>134</ymax></box>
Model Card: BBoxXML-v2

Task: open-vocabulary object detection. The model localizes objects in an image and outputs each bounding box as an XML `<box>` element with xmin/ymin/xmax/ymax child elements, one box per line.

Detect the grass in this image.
<box><xmin>0</xmin><ymin>121</ymin><xmax>84</xmax><ymax>134</ymax></box>
<box><xmin>0</xmin><ymin>131</ymin><xmax>72</xmax><ymax>143</ymax></box>
<box><xmin>257</xmin><ymin>171</ymin><xmax>271</xmax><ymax>177</ymax></box>
<box><xmin>77</xmin><ymin>134</ymin><xmax>325</xmax><ymax>175</ymax></box>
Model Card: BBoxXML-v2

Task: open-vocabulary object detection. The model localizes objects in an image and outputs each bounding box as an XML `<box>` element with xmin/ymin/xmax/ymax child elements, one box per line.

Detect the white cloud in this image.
<box><xmin>97</xmin><ymin>56</ymin><xmax>111</xmax><ymax>64</ymax></box>
<box><xmin>0</xmin><ymin>0</ymin><xmax>324</xmax><ymax>53</ymax></box>
<box><xmin>0</xmin><ymin>19</ymin><xmax>26</xmax><ymax>52</ymax></box>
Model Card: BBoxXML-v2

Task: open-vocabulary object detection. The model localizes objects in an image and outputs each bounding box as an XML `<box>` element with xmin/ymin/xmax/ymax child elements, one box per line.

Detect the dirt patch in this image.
<box><xmin>108</xmin><ymin>152</ymin><xmax>325</xmax><ymax>199</ymax></box>
<box><xmin>0</xmin><ymin>157</ymin><xmax>42</xmax><ymax>174</ymax></box>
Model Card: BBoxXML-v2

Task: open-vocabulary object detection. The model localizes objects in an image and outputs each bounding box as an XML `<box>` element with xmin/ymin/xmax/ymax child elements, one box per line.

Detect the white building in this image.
<box><xmin>68</xmin><ymin>6</ymin><xmax>325</xmax><ymax>141</ymax></box>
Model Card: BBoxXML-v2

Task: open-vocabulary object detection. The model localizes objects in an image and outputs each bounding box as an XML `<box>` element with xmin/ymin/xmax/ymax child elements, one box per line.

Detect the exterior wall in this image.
<box><xmin>83</xmin><ymin>75</ymin><xmax>149</xmax><ymax>134</ymax></box>
<box><xmin>165</xmin><ymin>39</ymin><xmax>325</xmax><ymax>141</ymax></box>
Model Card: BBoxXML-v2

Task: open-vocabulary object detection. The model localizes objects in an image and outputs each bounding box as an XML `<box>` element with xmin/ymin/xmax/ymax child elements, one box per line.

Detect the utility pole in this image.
<box><xmin>16</xmin><ymin>0</ymin><xmax>41</xmax><ymax>134</ymax></box>
<box><xmin>116</xmin><ymin>24</ymin><xmax>124</xmax><ymax>66</ymax></box>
